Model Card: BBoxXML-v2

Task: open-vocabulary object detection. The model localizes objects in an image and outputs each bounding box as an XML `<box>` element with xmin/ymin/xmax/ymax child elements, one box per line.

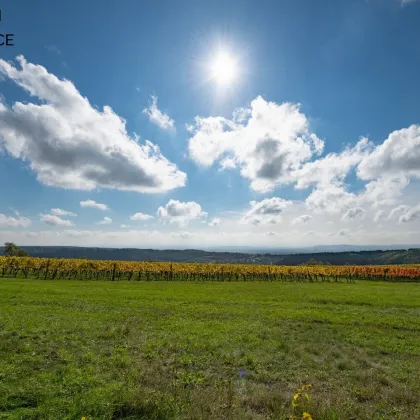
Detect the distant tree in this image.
<box><xmin>301</xmin><ymin>258</ymin><xmax>330</xmax><ymax>266</ymax></box>
<box><xmin>301</xmin><ymin>258</ymin><xmax>321</xmax><ymax>266</ymax></box>
<box><xmin>3</xmin><ymin>242</ymin><xmax>29</xmax><ymax>257</ymax></box>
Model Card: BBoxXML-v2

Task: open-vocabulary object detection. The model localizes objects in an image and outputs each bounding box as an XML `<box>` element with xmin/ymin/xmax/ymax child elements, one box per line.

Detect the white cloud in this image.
<box><xmin>0</xmin><ymin>219</ymin><xmax>418</xmax><ymax>248</ymax></box>
<box><xmin>292</xmin><ymin>215</ymin><xmax>313</xmax><ymax>225</ymax></box>
<box><xmin>157</xmin><ymin>200</ymin><xmax>208</xmax><ymax>226</ymax></box>
<box><xmin>0</xmin><ymin>214</ymin><xmax>31</xmax><ymax>227</ymax></box>
<box><xmin>305</xmin><ymin>185</ymin><xmax>357</xmax><ymax>214</ymax></box>
<box><xmin>357</xmin><ymin>125</ymin><xmax>420</xmax><ymax>181</ymax></box>
<box><xmin>400</xmin><ymin>0</ymin><xmax>418</xmax><ymax>6</ymax></box>
<box><xmin>0</xmin><ymin>56</ymin><xmax>186</xmax><ymax>193</ymax></box>
<box><xmin>50</xmin><ymin>208</ymin><xmax>77</xmax><ymax>217</ymax></box>
<box><xmin>342</xmin><ymin>207</ymin><xmax>366</xmax><ymax>222</ymax></box>
<box><xmin>359</xmin><ymin>176</ymin><xmax>409</xmax><ymax>208</ymax></box>
<box><xmin>305</xmin><ymin>175</ymin><xmax>410</xmax><ymax>217</ymax></box>
<box><xmin>185</xmin><ymin>97</ymin><xmax>420</xmax><ymax>228</ymax></box>
<box><xmin>241</xmin><ymin>197</ymin><xmax>293</xmax><ymax>225</ymax></box>
<box><xmin>399</xmin><ymin>205</ymin><xmax>420</xmax><ymax>223</ymax></box>
<box><xmin>219</xmin><ymin>158</ymin><xmax>237</xmax><ymax>170</ymax></box>
<box><xmin>209</xmin><ymin>218</ymin><xmax>221</xmax><ymax>226</ymax></box>
<box><xmin>172</xmin><ymin>231</ymin><xmax>195</xmax><ymax>239</ymax></box>
<box><xmin>388</xmin><ymin>205</ymin><xmax>410</xmax><ymax>220</ymax></box>
<box><xmin>120</xmin><ymin>224</ymin><xmax>130</xmax><ymax>228</ymax></box>
<box><xmin>187</xmin><ymin>96</ymin><xmax>324</xmax><ymax>192</ymax></box>
<box><xmin>62</xmin><ymin>229</ymin><xmax>94</xmax><ymax>238</ymax></box>
<box><xmin>373</xmin><ymin>210</ymin><xmax>385</xmax><ymax>223</ymax></box>
<box><xmin>142</xmin><ymin>95</ymin><xmax>175</xmax><ymax>132</ymax></box>
<box><xmin>292</xmin><ymin>137</ymin><xmax>372</xmax><ymax>189</ymax></box>
<box><xmin>40</xmin><ymin>213</ymin><xmax>73</xmax><ymax>226</ymax></box>
<box><xmin>130</xmin><ymin>212</ymin><xmax>154</xmax><ymax>221</ymax></box>
<box><xmin>267</xmin><ymin>231</ymin><xmax>276</xmax><ymax>236</ymax></box>
<box><xmin>80</xmin><ymin>200</ymin><xmax>108</xmax><ymax>211</ymax></box>
<box><xmin>97</xmin><ymin>217</ymin><xmax>112</xmax><ymax>225</ymax></box>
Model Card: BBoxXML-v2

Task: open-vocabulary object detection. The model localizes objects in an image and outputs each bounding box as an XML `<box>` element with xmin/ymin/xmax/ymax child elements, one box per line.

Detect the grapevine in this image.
<box><xmin>0</xmin><ymin>256</ymin><xmax>419</xmax><ymax>282</ymax></box>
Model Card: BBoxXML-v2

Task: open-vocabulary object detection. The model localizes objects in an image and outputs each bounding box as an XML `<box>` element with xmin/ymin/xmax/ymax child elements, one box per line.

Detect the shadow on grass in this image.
<box><xmin>111</xmin><ymin>400</ymin><xmax>174</xmax><ymax>420</ymax></box>
<box><xmin>2</xmin><ymin>394</ymin><xmax>38</xmax><ymax>410</ymax></box>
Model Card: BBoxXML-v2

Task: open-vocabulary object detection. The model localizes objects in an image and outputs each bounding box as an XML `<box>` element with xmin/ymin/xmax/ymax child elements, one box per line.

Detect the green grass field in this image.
<box><xmin>0</xmin><ymin>279</ymin><xmax>419</xmax><ymax>420</ymax></box>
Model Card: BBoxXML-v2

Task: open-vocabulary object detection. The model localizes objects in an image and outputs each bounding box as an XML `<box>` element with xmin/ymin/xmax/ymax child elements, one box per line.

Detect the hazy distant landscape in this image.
<box><xmin>4</xmin><ymin>245</ymin><xmax>420</xmax><ymax>265</ymax></box>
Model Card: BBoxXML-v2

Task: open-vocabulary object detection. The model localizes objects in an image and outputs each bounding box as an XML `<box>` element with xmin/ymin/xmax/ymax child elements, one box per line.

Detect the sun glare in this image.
<box><xmin>211</xmin><ymin>52</ymin><xmax>238</xmax><ymax>85</ymax></box>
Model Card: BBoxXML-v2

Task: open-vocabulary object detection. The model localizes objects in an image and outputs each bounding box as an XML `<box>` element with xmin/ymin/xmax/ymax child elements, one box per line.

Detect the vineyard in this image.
<box><xmin>1</xmin><ymin>256</ymin><xmax>420</xmax><ymax>282</ymax></box>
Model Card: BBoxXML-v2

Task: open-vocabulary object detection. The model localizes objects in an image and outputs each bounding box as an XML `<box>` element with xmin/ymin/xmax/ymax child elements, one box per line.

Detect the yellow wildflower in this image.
<box><xmin>302</xmin><ymin>412</ymin><xmax>313</xmax><ymax>420</ymax></box>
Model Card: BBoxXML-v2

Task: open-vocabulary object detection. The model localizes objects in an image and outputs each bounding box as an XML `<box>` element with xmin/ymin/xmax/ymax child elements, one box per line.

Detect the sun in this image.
<box><xmin>211</xmin><ymin>51</ymin><xmax>238</xmax><ymax>85</ymax></box>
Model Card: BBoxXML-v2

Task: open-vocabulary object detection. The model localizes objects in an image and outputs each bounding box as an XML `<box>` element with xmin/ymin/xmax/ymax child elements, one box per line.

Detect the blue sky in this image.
<box><xmin>1</xmin><ymin>0</ymin><xmax>420</xmax><ymax>248</ymax></box>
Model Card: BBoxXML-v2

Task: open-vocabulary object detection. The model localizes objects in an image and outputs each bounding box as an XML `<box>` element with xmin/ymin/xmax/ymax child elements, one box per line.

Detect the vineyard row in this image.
<box><xmin>1</xmin><ymin>257</ymin><xmax>420</xmax><ymax>282</ymax></box>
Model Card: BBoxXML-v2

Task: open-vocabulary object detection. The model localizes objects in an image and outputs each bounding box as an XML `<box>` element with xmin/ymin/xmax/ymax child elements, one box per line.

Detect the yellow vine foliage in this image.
<box><xmin>0</xmin><ymin>256</ymin><xmax>419</xmax><ymax>281</ymax></box>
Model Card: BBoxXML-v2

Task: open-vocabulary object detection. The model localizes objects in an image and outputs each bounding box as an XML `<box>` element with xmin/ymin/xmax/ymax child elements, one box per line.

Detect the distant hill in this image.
<box><xmin>207</xmin><ymin>244</ymin><xmax>420</xmax><ymax>254</ymax></box>
<box><xmin>1</xmin><ymin>245</ymin><xmax>420</xmax><ymax>265</ymax></box>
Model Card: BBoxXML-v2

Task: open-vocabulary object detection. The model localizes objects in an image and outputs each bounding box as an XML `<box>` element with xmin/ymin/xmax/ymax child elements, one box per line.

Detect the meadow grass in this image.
<box><xmin>0</xmin><ymin>279</ymin><xmax>419</xmax><ymax>419</ymax></box>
